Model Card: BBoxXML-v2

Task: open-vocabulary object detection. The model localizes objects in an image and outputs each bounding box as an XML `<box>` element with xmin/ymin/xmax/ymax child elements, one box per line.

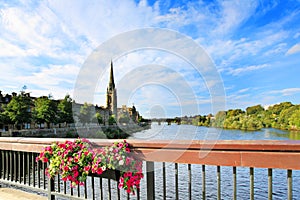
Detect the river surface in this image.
<box><xmin>128</xmin><ymin>123</ymin><xmax>300</xmax><ymax>200</ymax></box>
<box><xmin>131</xmin><ymin>123</ymin><xmax>300</xmax><ymax>141</ymax></box>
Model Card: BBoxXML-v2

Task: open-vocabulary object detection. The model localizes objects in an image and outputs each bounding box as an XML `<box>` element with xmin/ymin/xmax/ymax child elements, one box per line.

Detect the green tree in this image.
<box><xmin>78</xmin><ymin>103</ymin><xmax>95</xmax><ymax>126</ymax></box>
<box><xmin>0</xmin><ymin>111</ymin><xmax>11</xmax><ymax>125</ymax></box>
<box><xmin>57</xmin><ymin>94</ymin><xmax>74</xmax><ymax>126</ymax></box>
<box><xmin>3</xmin><ymin>92</ymin><xmax>32</xmax><ymax>129</ymax></box>
<box><xmin>227</xmin><ymin>109</ymin><xmax>245</xmax><ymax>117</ymax></box>
<box><xmin>246</xmin><ymin>105</ymin><xmax>264</xmax><ymax>115</ymax></box>
<box><xmin>33</xmin><ymin>96</ymin><xmax>57</xmax><ymax>129</ymax></box>
<box><xmin>289</xmin><ymin>107</ymin><xmax>300</xmax><ymax>130</ymax></box>
<box><xmin>268</xmin><ymin>102</ymin><xmax>293</xmax><ymax>115</ymax></box>
<box><xmin>95</xmin><ymin>112</ymin><xmax>103</xmax><ymax>124</ymax></box>
<box><xmin>119</xmin><ymin>113</ymin><xmax>130</xmax><ymax>124</ymax></box>
<box><xmin>277</xmin><ymin>105</ymin><xmax>298</xmax><ymax>129</ymax></box>
<box><xmin>108</xmin><ymin>115</ymin><xmax>116</xmax><ymax>125</ymax></box>
<box><xmin>213</xmin><ymin>111</ymin><xmax>226</xmax><ymax>128</ymax></box>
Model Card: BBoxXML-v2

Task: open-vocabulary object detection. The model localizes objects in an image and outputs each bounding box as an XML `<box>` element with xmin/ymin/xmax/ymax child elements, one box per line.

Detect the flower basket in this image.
<box><xmin>36</xmin><ymin>138</ymin><xmax>143</xmax><ymax>194</ymax></box>
<box><xmin>94</xmin><ymin>169</ymin><xmax>120</xmax><ymax>181</ymax></box>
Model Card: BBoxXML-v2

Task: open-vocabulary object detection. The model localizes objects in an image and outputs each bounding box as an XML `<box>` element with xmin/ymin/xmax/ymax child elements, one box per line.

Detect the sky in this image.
<box><xmin>0</xmin><ymin>0</ymin><xmax>300</xmax><ymax>118</ymax></box>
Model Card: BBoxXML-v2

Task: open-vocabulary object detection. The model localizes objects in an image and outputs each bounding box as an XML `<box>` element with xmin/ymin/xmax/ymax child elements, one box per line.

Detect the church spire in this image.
<box><xmin>109</xmin><ymin>60</ymin><xmax>115</xmax><ymax>90</ymax></box>
<box><xmin>106</xmin><ymin>60</ymin><xmax>117</xmax><ymax>119</ymax></box>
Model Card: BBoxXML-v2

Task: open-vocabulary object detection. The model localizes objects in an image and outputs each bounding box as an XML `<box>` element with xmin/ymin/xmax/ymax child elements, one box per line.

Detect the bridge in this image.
<box><xmin>0</xmin><ymin>137</ymin><xmax>300</xmax><ymax>199</ymax></box>
<box><xmin>150</xmin><ymin>118</ymin><xmax>181</xmax><ymax>125</ymax></box>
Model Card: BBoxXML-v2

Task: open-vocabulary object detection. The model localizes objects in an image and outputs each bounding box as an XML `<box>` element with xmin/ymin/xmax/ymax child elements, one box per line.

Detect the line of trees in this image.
<box><xmin>209</xmin><ymin>102</ymin><xmax>300</xmax><ymax>131</ymax></box>
<box><xmin>0</xmin><ymin>91</ymin><xmax>75</xmax><ymax>130</ymax></box>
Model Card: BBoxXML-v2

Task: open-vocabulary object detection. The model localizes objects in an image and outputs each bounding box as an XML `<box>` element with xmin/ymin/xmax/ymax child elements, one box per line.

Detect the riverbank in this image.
<box><xmin>0</xmin><ymin>123</ymin><xmax>150</xmax><ymax>138</ymax></box>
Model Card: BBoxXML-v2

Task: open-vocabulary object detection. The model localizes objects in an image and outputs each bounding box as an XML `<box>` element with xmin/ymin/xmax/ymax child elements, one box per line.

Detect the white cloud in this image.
<box><xmin>213</xmin><ymin>1</ymin><xmax>258</xmax><ymax>36</ymax></box>
<box><xmin>237</xmin><ymin>88</ymin><xmax>250</xmax><ymax>93</ymax></box>
<box><xmin>0</xmin><ymin>38</ymin><xmax>38</xmax><ymax>57</ymax></box>
<box><xmin>270</xmin><ymin>88</ymin><xmax>300</xmax><ymax>96</ymax></box>
<box><xmin>226</xmin><ymin>64</ymin><xmax>269</xmax><ymax>76</ymax></box>
<box><xmin>47</xmin><ymin>0</ymin><xmax>158</xmax><ymax>48</ymax></box>
<box><xmin>286</xmin><ymin>44</ymin><xmax>300</xmax><ymax>55</ymax></box>
<box><xmin>15</xmin><ymin>64</ymin><xmax>80</xmax><ymax>98</ymax></box>
<box><xmin>20</xmin><ymin>64</ymin><xmax>79</xmax><ymax>83</ymax></box>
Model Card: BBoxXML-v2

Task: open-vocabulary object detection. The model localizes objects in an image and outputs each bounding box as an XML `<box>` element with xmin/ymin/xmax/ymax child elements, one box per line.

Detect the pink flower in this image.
<box><xmin>73</xmin><ymin>171</ymin><xmax>79</xmax><ymax>178</ymax></box>
<box><xmin>79</xmin><ymin>181</ymin><xmax>85</xmax><ymax>186</ymax></box>
<box><xmin>126</xmin><ymin>157</ymin><xmax>131</xmax><ymax>165</ymax></box>
<box><xmin>84</xmin><ymin>166</ymin><xmax>91</xmax><ymax>172</ymax></box>
<box><xmin>118</xmin><ymin>143</ymin><xmax>124</xmax><ymax>148</ymax></box>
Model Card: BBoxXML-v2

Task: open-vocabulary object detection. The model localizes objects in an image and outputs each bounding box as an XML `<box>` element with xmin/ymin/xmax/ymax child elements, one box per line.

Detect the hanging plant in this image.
<box><xmin>36</xmin><ymin>138</ymin><xmax>144</xmax><ymax>194</ymax></box>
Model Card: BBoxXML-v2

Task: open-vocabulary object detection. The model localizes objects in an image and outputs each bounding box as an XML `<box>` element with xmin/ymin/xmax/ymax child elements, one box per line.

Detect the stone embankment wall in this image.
<box><xmin>0</xmin><ymin>123</ymin><xmax>150</xmax><ymax>138</ymax></box>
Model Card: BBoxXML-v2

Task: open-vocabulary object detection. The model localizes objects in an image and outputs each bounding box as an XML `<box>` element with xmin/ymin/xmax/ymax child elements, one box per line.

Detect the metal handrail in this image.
<box><xmin>1</xmin><ymin>137</ymin><xmax>300</xmax><ymax>200</ymax></box>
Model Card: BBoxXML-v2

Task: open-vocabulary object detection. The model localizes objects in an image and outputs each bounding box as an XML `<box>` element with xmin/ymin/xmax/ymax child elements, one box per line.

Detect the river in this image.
<box><xmin>128</xmin><ymin>123</ymin><xmax>300</xmax><ymax>200</ymax></box>
<box><xmin>131</xmin><ymin>123</ymin><xmax>300</xmax><ymax>141</ymax></box>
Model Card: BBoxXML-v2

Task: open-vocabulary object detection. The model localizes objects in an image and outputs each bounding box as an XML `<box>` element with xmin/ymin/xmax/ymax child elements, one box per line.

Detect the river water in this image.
<box><xmin>131</xmin><ymin>123</ymin><xmax>300</xmax><ymax>141</ymax></box>
<box><xmin>128</xmin><ymin>123</ymin><xmax>300</xmax><ymax>200</ymax></box>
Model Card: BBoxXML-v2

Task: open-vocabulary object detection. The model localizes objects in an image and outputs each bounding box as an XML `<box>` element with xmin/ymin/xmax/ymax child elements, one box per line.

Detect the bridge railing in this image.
<box><xmin>1</xmin><ymin>138</ymin><xmax>300</xmax><ymax>199</ymax></box>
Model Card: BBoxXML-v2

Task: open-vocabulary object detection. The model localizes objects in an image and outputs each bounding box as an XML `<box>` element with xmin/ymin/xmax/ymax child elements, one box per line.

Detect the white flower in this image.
<box><xmin>119</xmin><ymin>160</ymin><xmax>124</xmax><ymax>165</ymax></box>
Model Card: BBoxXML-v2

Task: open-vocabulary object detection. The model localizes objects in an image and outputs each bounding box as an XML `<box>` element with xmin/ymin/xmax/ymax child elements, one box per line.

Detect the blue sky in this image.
<box><xmin>0</xmin><ymin>0</ymin><xmax>300</xmax><ymax>118</ymax></box>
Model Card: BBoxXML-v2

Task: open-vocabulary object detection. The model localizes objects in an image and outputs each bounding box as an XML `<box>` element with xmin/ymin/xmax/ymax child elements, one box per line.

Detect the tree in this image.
<box><xmin>119</xmin><ymin>113</ymin><xmax>130</xmax><ymax>124</ymax></box>
<box><xmin>95</xmin><ymin>112</ymin><xmax>103</xmax><ymax>124</ymax></box>
<box><xmin>57</xmin><ymin>94</ymin><xmax>74</xmax><ymax>126</ymax></box>
<box><xmin>268</xmin><ymin>102</ymin><xmax>293</xmax><ymax>115</ymax></box>
<box><xmin>277</xmin><ymin>105</ymin><xmax>299</xmax><ymax>129</ymax></box>
<box><xmin>3</xmin><ymin>92</ymin><xmax>32</xmax><ymax>129</ymax></box>
<box><xmin>289</xmin><ymin>107</ymin><xmax>300</xmax><ymax>130</ymax></box>
<box><xmin>246</xmin><ymin>105</ymin><xmax>264</xmax><ymax>115</ymax></box>
<box><xmin>0</xmin><ymin>111</ymin><xmax>11</xmax><ymax>125</ymax></box>
<box><xmin>33</xmin><ymin>96</ymin><xmax>57</xmax><ymax>129</ymax></box>
<box><xmin>213</xmin><ymin>111</ymin><xmax>226</xmax><ymax>128</ymax></box>
<box><xmin>78</xmin><ymin>103</ymin><xmax>95</xmax><ymax>126</ymax></box>
<box><xmin>227</xmin><ymin>109</ymin><xmax>245</xmax><ymax>117</ymax></box>
<box><xmin>108</xmin><ymin>115</ymin><xmax>116</xmax><ymax>125</ymax></box>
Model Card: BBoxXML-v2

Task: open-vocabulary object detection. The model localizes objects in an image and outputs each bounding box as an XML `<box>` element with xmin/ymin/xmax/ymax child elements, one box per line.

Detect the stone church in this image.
<box><xmin>104</xmin><ymin>61</ymin><xmax>140</xmax><ymax>124</ymax></box>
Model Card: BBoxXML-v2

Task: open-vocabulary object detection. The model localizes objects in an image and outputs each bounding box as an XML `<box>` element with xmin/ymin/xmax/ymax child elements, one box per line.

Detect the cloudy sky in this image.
<box><xmin>0</xmin><ymin>0</ymin><xmax>300</xmax><ymax>118</ymax></box>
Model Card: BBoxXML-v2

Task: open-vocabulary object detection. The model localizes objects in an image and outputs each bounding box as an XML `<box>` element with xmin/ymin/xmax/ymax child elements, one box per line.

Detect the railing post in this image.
<box><xmin>202</xmin><ymin>165</ymin><xmax>206</xmax><ymax>200</ymax></box>
<box><xmin>250</xmin><ymin>167</ymin><xmax>254</xmax><ymax>200</ymax></box>
<box><xmin>268</xmin><ymin>168</ymin><xmax>272</xmax><ymax>200</ymax></box>
<box><xmin>47</xmin><ymin>168</ymin><xmax>55</xmax><ymax>200</ymax></box>
<box><xmin>287</xmin><ymin>169</ymin><xmax>292</xmax><ymax>200</ymax></box>
<box><xmin>217</xmin><ymin>166</ymin><xmax>221</xmax><ymax>200</ymax></box>
<box><xmin>146</xmin><ymin>161</ymin><xmax>155</xmax><ymax>200</ymax></box>
<box><xmin>48</xmin><ymin>177</ymin><xmax>55</xmax><ymax>200</ymax></box>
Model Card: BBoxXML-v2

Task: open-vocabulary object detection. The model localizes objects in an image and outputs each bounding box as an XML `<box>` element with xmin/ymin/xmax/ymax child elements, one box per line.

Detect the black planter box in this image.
<box><xmin>94</xmin><ymin>169</ymin><xmax>120</xmax><ymax>181</ymax></box>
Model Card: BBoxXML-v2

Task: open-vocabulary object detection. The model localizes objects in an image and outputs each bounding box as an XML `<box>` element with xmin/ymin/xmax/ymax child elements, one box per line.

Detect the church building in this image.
<box><xmin>106</xmin><ymin>61</ymin><xmax>118</xmax><ymax>119</ymax></box>
<box><xmin>105</xmin><ymin>61</ymin><xmax>140</xmax><ymax>123</ymax></box>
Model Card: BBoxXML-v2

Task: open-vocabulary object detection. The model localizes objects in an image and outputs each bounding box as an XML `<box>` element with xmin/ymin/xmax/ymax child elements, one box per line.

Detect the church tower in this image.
<box><xmin>106</xmin><ymin>61</ymin><xmax>117</xmax><ymax>119</ymax></box>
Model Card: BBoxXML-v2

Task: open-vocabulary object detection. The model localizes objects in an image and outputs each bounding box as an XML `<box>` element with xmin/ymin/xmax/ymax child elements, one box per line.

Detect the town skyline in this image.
<box><xmin>1</xmin><ymin>0</ymin><xmax>300</xmax><ymax>118</ymax></box>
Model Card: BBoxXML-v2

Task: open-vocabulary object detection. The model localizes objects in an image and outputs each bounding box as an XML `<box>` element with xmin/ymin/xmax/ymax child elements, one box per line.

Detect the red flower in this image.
<box><xmin>84</xmin><ymin>165</ymin><xmax>91</xmax><ymax>172</ymax></box>
<box><xmin>96</xmin><ymin>167</ymin><xmax>103</xmax><ymax>175</ymax></box>
<box><xmin>73</xmin><ymin>170</ymin><xmax>79</xmax><ymax>178</ymax></box>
